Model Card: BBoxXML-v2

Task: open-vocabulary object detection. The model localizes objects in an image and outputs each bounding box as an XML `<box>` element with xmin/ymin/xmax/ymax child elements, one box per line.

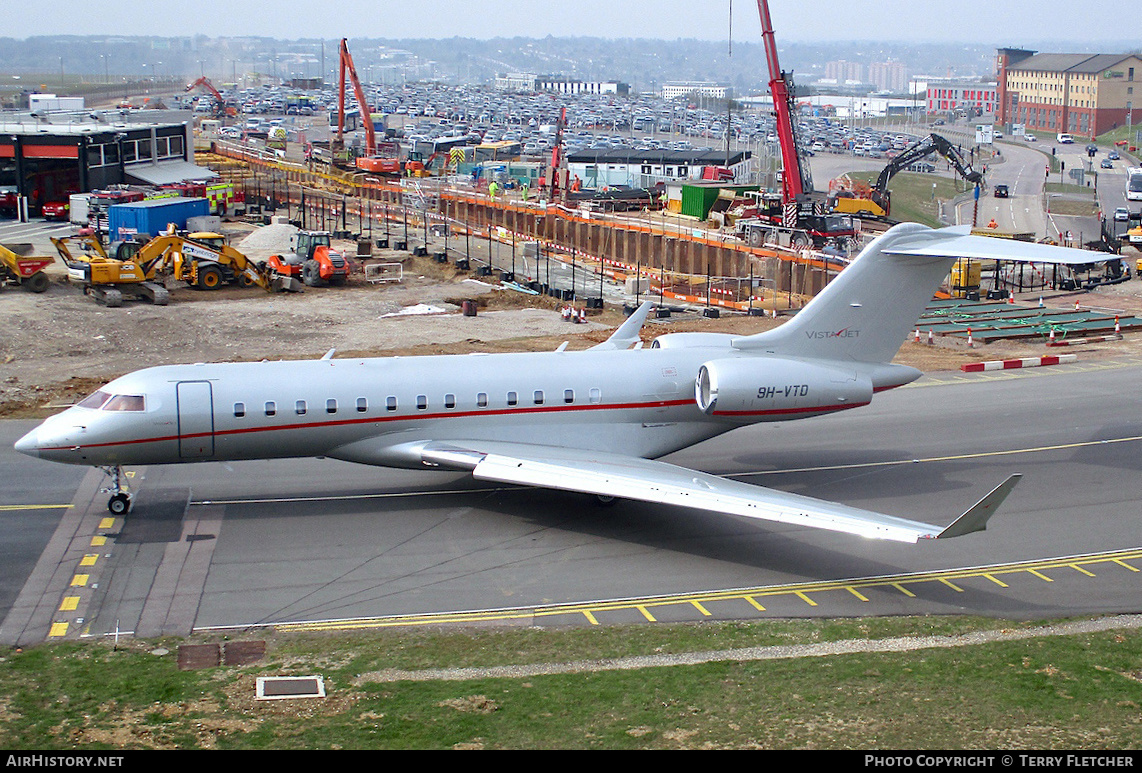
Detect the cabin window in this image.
<box><xmin>295</xmin><ymin>400</ymin><xmax>307</xmax><ymax>415</ymax></box>
<box><xmin>386</xmin><ymin>396</ymin><xmax>397</xmax><ymax>411</ymax></box>
<box><xmin>356</xmin><ymin>397</ymin><xmax>368</xmax><ymax>412</ymax></box>
<box><xmin>564</xmin><ymin>389</ymin><xmax>574</xmax><ymax>404</ymax></box>
<box><xmin>533</xmin><ymin>390</ymin><xmax>544</xmax><ymax>405</ymax></box>
<box><xmin>506</xmin><ymin>391</ymin><xmax>518</xmax><ymax>406</ymax></box>
<box><xmin>477</xmin><ymin>392</ymin><xmax>488</xmax><ymax>408</ymax></box>
<box><xmin>416</xmin><ymin>395</ymin><xmax>427</xmax><ymax>410</ymax></box>
<box><xmin>326</xmin><ymin>398</ymin><xmax>338</xmax><ymax>414</ymax></box>
<box><xmin>103</xmin><ymin>394</ymin><xmax>145</xmax><ymax>412</ymax></box>
<box><xmin>589</xmin><ymin>388</ymin><xmax>602</xmax><ymax>404</ymax></box>
<box><xmin>444</xmin><ymin>393</ymin><xmax>456</xmax><ymax>409</ymax></box>
<box><xmin>233</xmin><ymin>402</ymin><xmax>245</xmax><ymax>418</ymax></box>
<box><xmin>265</xmin><ymin>401</ymin><xmax>277</xmax><ymax>416</ymax></box>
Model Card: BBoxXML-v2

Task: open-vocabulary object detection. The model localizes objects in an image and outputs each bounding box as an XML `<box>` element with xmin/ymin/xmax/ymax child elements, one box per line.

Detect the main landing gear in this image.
<box><xmin>100</xmin><ymin>465</ymin><xmax>133</xmax><ymax>515</ymax></box>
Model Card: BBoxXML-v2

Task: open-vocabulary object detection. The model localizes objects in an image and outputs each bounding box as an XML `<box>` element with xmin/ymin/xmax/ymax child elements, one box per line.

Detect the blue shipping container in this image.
<box><xmin>108</xmin><ymin>198</ymin><xmax>211</xmax><ymax>240</ymax></box>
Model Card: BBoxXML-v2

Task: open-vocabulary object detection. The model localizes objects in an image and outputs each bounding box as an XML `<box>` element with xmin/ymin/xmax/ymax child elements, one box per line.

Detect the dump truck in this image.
<box><xmin>0</xmin><ymin>242</ymin><xmax>54</xmax><ymax>293</ymax></box>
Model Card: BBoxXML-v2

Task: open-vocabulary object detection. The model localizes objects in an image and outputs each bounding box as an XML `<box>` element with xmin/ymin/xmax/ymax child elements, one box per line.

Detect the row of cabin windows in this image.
<box><xmin>232</xmin><ymin>388</ymin><xmax>603</xmax><ymax>418</ymax></box>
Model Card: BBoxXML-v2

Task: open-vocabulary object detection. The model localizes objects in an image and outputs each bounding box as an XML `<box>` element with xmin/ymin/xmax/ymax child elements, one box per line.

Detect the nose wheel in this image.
<box><xmin>99</xmin><ymin>465</ymin><xmax>133</xmax><ymax>515</ymax></box>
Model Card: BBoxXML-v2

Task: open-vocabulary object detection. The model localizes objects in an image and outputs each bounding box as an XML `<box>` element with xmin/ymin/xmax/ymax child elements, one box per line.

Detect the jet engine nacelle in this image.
<box><xmin>694</xmin><ymin>357</ymin><xmax>873</xmax><ymax>418</ymax></box>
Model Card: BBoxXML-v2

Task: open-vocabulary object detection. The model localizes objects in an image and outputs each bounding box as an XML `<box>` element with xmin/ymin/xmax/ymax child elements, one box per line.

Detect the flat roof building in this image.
<box><xmin>0</xmin><ymin>111</ymin><xmax>212</xmax><ymax>215</ymax></box>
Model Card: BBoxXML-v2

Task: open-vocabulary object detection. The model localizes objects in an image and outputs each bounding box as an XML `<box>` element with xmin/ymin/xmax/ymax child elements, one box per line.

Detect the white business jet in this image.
<box><xmin>14</xmin><ymin>224</ymin><xmax>1099</xmax><ymax>543</ymax></box>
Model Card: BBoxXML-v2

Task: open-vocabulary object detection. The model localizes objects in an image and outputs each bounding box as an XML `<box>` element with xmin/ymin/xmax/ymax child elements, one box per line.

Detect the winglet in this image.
<box><xmin>589</xmin><ymin>301</ymin><xmax>653</xmax><ymax>350</ymax></box>
<box><xmin>935</xmin><ymin>474</ymin><xmax>1022</xmax><ymax>539</ymax></box>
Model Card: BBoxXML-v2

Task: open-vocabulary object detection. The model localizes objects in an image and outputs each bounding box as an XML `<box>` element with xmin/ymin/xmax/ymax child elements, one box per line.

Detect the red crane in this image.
<box><xmin>756</xmin><ymin>0</ymin><xmax>810</xmax><ymax>206</ymax></box>
<box><xmin>336</xmin><ymin>38</ymin><xmax>376</xmax><ymax>156</ymax></box>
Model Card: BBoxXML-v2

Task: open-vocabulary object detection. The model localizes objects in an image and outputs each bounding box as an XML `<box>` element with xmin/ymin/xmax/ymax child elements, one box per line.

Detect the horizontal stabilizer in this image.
<box><xmin>885</xmin><ymin>226</ymin><xmax>1100</xmax><ymax>265</ymax></box>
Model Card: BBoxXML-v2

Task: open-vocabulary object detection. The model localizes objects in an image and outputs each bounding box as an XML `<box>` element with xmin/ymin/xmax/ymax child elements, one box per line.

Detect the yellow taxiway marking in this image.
<box><xmin>90</xmin><ymin>536</ymin><xmax>106</xmax><ymax>547</ymax></box>
<box><xmin>59</xmin><ymin>596</ymin><xmax>79</xmax><ymax>612</ymax></box>
<box><xmin>48</xmin><ymin>623</ymin><xmax>69</xmax><ymax>638</ymax></box>
<box><xmin>79</xmin><ymin>554</ymin><xmax>98</xmax><ymax>567</ymax></box>
<box><xmin>267</xmin><ymin>548</ymin><xmax>1142</xmax><ymax>635</ymax></box>
<box><xmin>99</xmin><ymin>517</ymin><xmax>116</xmax><ymax>529</ymax></box>
<box><xmin>0</xmin><ymin>504</ymin><xmax>73</xmax><ymax>512</ymax></box>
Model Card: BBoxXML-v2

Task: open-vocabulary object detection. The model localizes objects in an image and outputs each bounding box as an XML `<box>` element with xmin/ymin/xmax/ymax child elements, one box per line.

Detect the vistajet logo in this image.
<box><xmin>806</xmin><ymin>327</ymin><xmax>860</xmax><ymax>339</ymax></box>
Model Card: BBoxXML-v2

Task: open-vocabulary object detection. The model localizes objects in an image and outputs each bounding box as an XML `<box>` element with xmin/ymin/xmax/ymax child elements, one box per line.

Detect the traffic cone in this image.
<box><xmin>1049</xmin><ymin>328</ymin><xmax>1056</xmax><ymax>343</ymax></box>
<box><xmin>967</xmin><ymin>327</ymin><xmax>974</xmax><ymax>347</ymax></box>
<box><xmin>1116</xmin><ymin>315</ymin><xmax>1121</xmax><ymax>334</ymax></box>
<box><xmin>914</xmin><ymin>329</ymin><xmax>920</xmax><ymax>343</ymax></box>
<box><xmin>1075</xmin><ymin>299</ymin><xmax>1080</xmax><ymax>311</ymax></box>
<box><xmin>927</xmin><ymin>330</ymin><xmax>934</xmax><ymax>345</ymax></box>
<box><xmin>1008</xmin><ymin>292</ymin><xmax>1015</xmax><ymax>305</ymax></box>
<box><xmin>1038</xmin><ymin>296</ymin><xmax>1044</xmax><ymax>308</ymax></box>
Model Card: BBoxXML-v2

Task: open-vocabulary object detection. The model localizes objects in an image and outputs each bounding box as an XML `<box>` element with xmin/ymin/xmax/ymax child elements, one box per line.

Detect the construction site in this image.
<box><xmin>4</xmin><ymin>5</ymin><xmax>1142</xmax><ymax>414</ymax></box>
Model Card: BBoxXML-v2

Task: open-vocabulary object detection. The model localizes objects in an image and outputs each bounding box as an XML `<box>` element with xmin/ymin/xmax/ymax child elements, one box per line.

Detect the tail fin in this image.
<box><xmin>733</xmin><ymin>223</ymin><xmax>958</xmax><ymax>363</ymax></box>
<box><xmin>732</xmin><ymin>223</ymin><xmax>1100</xmax><ymax>364</ymax></box>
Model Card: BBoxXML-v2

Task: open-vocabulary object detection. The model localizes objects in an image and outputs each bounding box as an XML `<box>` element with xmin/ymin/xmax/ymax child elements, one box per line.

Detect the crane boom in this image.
<box><xmin>756</xmin><ymin>0</ymin><xmax>808</xmax><ymax>204</ymax></box>
<box><xmin>337</xmin><ymin>38</ymin><xmax>375</xmax><ymax>156</ymax></box>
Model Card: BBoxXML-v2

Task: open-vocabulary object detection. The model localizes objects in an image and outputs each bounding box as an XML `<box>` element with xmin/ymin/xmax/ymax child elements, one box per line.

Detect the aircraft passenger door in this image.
<box><xmin>176</xmin><ymin>381</ymin><xmax>215</xmax><ymax>459</ymax></box>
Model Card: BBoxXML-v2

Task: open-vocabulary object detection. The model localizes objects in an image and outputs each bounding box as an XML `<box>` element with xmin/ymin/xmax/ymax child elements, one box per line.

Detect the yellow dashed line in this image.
<box><xmin>99</xmin><ymin>517</ymin><xmax>116</xmax><ymax>529</ymax></box>
<box><xmin>59</xmin><ymin>597</ymin><xmax>79</xmax><ymax>611</ymax></box>
<box><xmin>79</xmin><ymin>554</ymin><xmax>98</xmax><ymax>567</ymax></box>
<box><xmin>49</xmin><ymin>623</ymin><xmax>68</xmax><ymax>637</ymax></box>
<box><xmin>273</xmin><ymin>548</ymin><xmax>1142</xmax><ymax>635</ymax></box>
<box><xmin>90</xmin><ymin>536</ymin><xmax>106</xmax><ymax>547</ymax></box>
<box><xmin>70</xmin><ymin>574</ymin><xmax>88</xmax><ymax>587</ymax></box>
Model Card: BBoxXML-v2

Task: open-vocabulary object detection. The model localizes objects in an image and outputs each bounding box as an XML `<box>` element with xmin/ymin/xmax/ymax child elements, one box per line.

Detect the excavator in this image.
<box><xmin>828</xmin><ymin>133</ymin><xmax>984</xmax><ymax>220</ymax></box>
<box><xmin>53</xmin><ymin>231</ymin><xmax>302</xmax><ymax>306</ymax></box>
<box><xmin>185</xmin><ymin>76</ymin><xmax>237</xmax><ymax>119</ymax></box>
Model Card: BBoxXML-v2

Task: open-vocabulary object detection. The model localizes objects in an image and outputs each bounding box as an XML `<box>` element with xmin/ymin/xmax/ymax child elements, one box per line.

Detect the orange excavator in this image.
<box><xmin>185</xmin><ymin>76</ymin><xmax>236</xmax><ymax>118</ymax></box>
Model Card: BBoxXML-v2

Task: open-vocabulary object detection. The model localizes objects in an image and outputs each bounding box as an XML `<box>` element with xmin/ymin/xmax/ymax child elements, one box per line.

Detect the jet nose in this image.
<box><xmin>14</xmin><ymin>427</ymin><xmax>40</xmax><ymax>458</ymax></box>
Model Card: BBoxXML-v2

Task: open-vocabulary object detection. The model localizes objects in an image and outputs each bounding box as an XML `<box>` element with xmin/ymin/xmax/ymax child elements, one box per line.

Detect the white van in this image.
<box><xmin>1056</xmin><ymin>133</ymin><xmax>1075</xmax><ymax>144</ymax></box>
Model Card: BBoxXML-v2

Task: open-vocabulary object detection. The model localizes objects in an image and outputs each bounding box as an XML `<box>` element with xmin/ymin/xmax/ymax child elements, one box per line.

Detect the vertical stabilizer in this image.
<box><xmin>733</xmin><ymin>223</ymin><xmax>961</xmax><ymax>363</ymax></box>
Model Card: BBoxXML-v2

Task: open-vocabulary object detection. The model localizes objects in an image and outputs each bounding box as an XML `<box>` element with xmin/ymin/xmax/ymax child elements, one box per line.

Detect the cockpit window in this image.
<box><xmin>77</xmin><ymin>390</ymin><xmax>111</xmax><ymax>409</ymax></box>
<box><xmin>103</xmin><ymin>394</ymin><xmax>146</xmax><ymax>412</ymax></box>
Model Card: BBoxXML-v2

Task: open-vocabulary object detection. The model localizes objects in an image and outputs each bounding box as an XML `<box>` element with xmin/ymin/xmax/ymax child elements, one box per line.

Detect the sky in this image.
<box><xmin>6</xmin><ymin>0</ymin><xmax>1140</xmax><ymax>45</ymax></box>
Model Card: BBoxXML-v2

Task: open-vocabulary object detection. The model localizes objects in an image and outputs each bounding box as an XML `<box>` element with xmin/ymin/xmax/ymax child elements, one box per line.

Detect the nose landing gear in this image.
<box><xmin>99</xmin><ymin>465</ymin><xmax>133</xmax><ymax>515</ymax></box>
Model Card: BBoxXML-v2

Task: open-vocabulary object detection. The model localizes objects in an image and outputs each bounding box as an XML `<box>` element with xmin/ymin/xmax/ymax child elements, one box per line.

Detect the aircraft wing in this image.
<box><xmin>418</xmin><ymin>441</ymin><xmax>1020</xmax><ymax>543</ymax></box>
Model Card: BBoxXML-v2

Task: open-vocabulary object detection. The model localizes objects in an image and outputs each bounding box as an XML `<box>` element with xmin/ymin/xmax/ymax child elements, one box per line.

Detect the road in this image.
<box><xmin>3</xmin><ymin>357</ymin><xmax>1142</xmax><ymax>644</ymax></box>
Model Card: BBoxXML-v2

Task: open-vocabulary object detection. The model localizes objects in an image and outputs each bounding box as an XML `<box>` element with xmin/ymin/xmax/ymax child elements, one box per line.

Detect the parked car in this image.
<box><xmin>994</xmin><ymin>184</ymin><xmax>1009</xmax><ymax>198</ymax></box>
